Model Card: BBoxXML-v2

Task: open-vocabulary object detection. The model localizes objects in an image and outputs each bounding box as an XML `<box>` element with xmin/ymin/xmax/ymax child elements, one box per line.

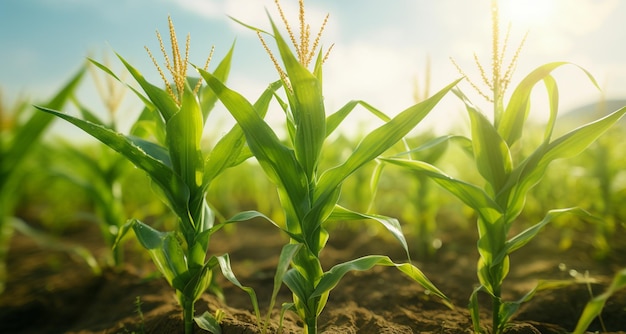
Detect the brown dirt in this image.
<box><xmin>1</xmin><ymin>217</ymin><xmax>625</xmax><ymax>334</ymax></box>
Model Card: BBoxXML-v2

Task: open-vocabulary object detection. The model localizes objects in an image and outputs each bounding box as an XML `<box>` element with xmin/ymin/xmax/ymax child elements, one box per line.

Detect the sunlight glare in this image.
<box><xmin>500</xmin><ymin>0</ymin><xmax>557</xmax><ymax>28</ymax></box>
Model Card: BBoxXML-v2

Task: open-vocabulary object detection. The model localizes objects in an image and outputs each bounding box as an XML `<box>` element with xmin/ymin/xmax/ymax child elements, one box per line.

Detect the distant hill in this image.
<box><xmin>559</xmin><ymin>99</ymin><xmax>626</xmax><ymax>127</ymax></box>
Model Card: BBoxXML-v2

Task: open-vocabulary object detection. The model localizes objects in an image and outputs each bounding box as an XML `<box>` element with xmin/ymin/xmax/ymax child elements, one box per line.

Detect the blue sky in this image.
<box><xmin>2</xmin><ymin>0</ymin><xmax>625</xmax><ymax>135</ymax></box>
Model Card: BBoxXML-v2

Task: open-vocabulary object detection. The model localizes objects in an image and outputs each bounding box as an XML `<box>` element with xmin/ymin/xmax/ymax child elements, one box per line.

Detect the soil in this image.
<box><xmin>1</xmin><ymin>215</ymin><xmax>625</xmax><ymax>334</ymax></box>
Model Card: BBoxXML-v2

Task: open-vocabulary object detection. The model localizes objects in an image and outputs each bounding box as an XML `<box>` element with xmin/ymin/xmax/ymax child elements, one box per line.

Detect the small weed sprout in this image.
<box><xmin>574</xmin><ymin>268</ymin><xmax>626</xmax><ymax>334</ymax></box>
<box><xmin>134</xmin><ymin>296</ymin><xmax>145</xmax><ymax>334</ymax></box>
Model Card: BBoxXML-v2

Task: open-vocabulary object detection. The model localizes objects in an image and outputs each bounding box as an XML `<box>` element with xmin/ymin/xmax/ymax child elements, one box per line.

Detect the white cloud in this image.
<box><xmin>175</xmin><ymin>0</ymin><xmax>223</xmax><ymax>18</ymax></box>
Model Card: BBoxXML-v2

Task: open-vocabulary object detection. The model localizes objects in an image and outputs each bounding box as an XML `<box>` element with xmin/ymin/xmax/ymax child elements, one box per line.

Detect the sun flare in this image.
<box><xmin>500</xmin><ymin>0</ymin><xmax>557</xmax><ymax>28</ymax></box>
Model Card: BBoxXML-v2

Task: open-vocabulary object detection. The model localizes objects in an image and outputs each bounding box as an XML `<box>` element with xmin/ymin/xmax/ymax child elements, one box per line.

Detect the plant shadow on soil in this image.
<box><xmin>1</xmin><ymin>213</ymin><xmax>625</xmax><ymax>334</ymax></box>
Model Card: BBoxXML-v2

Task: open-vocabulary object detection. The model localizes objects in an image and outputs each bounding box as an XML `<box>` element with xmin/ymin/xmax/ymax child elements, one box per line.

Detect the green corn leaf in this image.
<box><xmin>283</xmin><ymin>269</ymin><xmax>313</xmax><ymax>315</ymax></box>
<box><xmin>11</xmin><ymin>218</ymin><xmax>101</xmax><ymax>275</ymax></box>
<box><xmin>327</xmin><ymin>205</ymin><xmax>409</xmax><ymax>258</ymax></box>
<box><xmin>541</xmin><ymin>74</ymin><xmax>559</xmax><ymax>143</ymax></box>
<box><xmin>392</xmin><ymin>135</ymin><xmax>472</xmax><ymax>161</ymax></box>
<box><xmin>310</xmin><ymin>255</ymin><xmax>449</xmax><ymax>306</ymax></box>
<box><xmin>202</xmin><ymin>81</ymin><xmax>281</xmax><ymax>188</ymax></box>
<box><xmin>216</xmin><ymin>254</ymin><xmax>261</xmax><ymax>325</ymax></box>
<box><xmin>325</xmin><ymin>100</ymin><xmax>391</xmax><ymax>137</ymax></box>
<box><xmin>264</xmin><ymin>243</ymin><xmax>302</xmax><ymax>332</ymax></box>
<box><xmin>72</xmin><ymin>97</ymin><xmax>108</xmax><ymax>127</ymax></box>
<box><xmin>88</xmin><ymin>58</ymin><xmax>160</xmax><ymax>130</ymax></box>
<box><xmin>55</xmin><ymin>141</ymin><xmax>109</xmax><ymax>178</ymax></box>
<box><xmin>227</xmin><ymin>15</ymin><xmax>271</xmax><ymax>35</ymax></box>
<box><xmin>314</xmin><ymin>79</ymin><xmax>461</xmax><ymax>209</ymax></box>
<box><xmin>3</xmin><ymin>67</ymin><xmax>84</xmax><ymax>183</ymax></box>
<box><xmin>112</xmin><ymin>220</ymin><xmax>135</xmax><ymax>260</ymax></box>
<box><xmin>500</xmin><ymin>279</ymin><xmax>575</xmax><ymax>327</ymax></box>
<box><xmin>126</xmin><ymin>135</ymin><xmax>172</xmax><ymax>167</ymax></box>
<box><xmin>270</xmin><ymin>18</ymin><xmax>326</xmax><ymax>181</ymax></box>
<box><xmin>198</xmin><ymin>43</ymin><xmax>234</xmax><ymax>121</ymax></box>
<box><xmin>166</xmin><ymin>85</ymin><xmax>203</xmax><ymax>190</ymax></box>
<box><xmin>368</xmin><ymin>161</ymin><xmax>385</xmax><ymax>212</ymax></box>
<box><xmin>34</xmin><ymin>106</ymin><xmax>190</xmax><ymax>218</ymax></box>
<box><xmin>116</xmin><ymin>53</ymin><xmax>178</xmax><ymax>121</ymax></box>
<box><xmin>496</xmin><ymin>207</ymin><xmax>602</xmax><ymax>265</ymax></box>
<box><xmin>88</xmin><ymin>58</ymin><xmax>123</xmax><ymax>82</ymax></box>
<box><xmin>469</xmin><ymin>108</ymin><xmax>512</xmax><ymax>194</ymax></box>
<box><xmin>207</xmin><ymin>210</ymin><xmax>287</xmax><ymax>236</ymax></box>
<box><xmin>540</xmin><ymin>106</ymin><xmax>626</xmax><ymax>162</ymax></box>
<box><xmin>201</xmin><ymin>70</ymin><xmax>310</xmax><ymax>224</ymax></box>
<box><xmin>130</xmin><ymin>106</ymin><xmax>167</xmax><ymax>145</ymax></box>
<box><xmin>194</xmin><ymin>311</ymin><xmax>222</xmax><ymax>334</ymax></box>
<box><xmin>573</xmin><ymin>268</ymin><xmax>626</xmax><ymax>334</ymax></box>
<box><xmin>505</xmin><ymin>106</ymin><xmax>626</xmax><ymax>218</ymax></box>
<box><xmin>477</xmin><ymin>254</ymin><xmax>509</xmax><ymax>296</ymax></box>
<box><xmin>130</xmin><ymin>219</ymin><xmax>188</xmax><ymax>290</ymax></box>
<box><xmin>454</xmin><ymin>88</ymin><xmax>512</xmax><ymax>194</ymax></box>
<box><xmin>181</xmin><ymin>262</ymin><xmax>213</xmax><ymax>303</ymax></box>
<box><xmin>469</xmin><ymin>286</ymin><xmax>483</xmax><ymax>334</ymax></box>
<box><xmin>381</xmin><ymin>158</ymin><xmax>502</xmax><ymax>224</ymax></box>
<box><xmin>274</xmin><ymin>93</ymin><xmax>298</xmax><ymax>142</ymax></box>
<box><xmin>89</xmin><ymin>57</ymin><xmax>164</xmax><ymax>134</ymax></box>
<box><xmin>498</xmin><ymin>62</ymin><xmax>598</xmax><ymax>146</ymax></box>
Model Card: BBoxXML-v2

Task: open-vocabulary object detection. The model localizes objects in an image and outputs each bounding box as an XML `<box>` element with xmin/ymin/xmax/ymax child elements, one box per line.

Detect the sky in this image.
<box><xmin>2</xmin><ymin>0</ymin><xmax>625</xmax><ymax>137</ymax></box>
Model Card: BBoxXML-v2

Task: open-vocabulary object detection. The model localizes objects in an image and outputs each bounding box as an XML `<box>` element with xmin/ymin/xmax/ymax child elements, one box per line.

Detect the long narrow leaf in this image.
<box><xmin>467</xmin><ymin>105</ymin><xmax>512</xmax><ymax>194</ymax></box>
<box><xmin>166</xmin><ymin>86</ymin><xmax>202</xmax><ymax>190</ymax></box>
<box><xmin>573</xmin><ymin>269</ymin><xmax>626</xmax><ymax>334</ymax></box>
<box><xmin>201</xmin><ymin>70</ymin><xmax>310</xmax><ymax>224</ymax></box>
<box><xmin>270</xmin><ymin>18</ymin><xmax>326</xmax><ymax>181</ymax></box>
<box><xmin>500</xmin><ymin>279</ymin><xmax>576</xmax><ymax>327</ymax></box>
<box><xmin>34</xmin><ymin>106</ymin><xmax>190</xmax><ymax>218</ymax></box>
<box><xmin>327</xmin><ymin>205</ymin><xmax>409</xmax><ymax>258</ymax></box>
<box><xmin>315</xmin><ymin>79</ymin><xmax>461</xmax><ymax>207</ymax></box>
<box><xmin>310</xmin><ymin>255</ymin><xmax>449</xmax><ymax>307</ymax></box>
<box><xmin>498</xmin><ymin>62</ymin><xmax>598</xmax><ymax>146</ymax></box>
<box><xmin>454</xmin><ymin>88</ymin><xmax>512</xmax><ymax>194</ymax></box>
<box><xmin>505</xmin><ymin>106</ymin><xmax>626</xmax><ymax>216</ymax></box>
<box><xmin>194</xmin><ymin>311</ymin><xmax>222</xmax><ymax>334</ymax></box>
<box><xmin>541</xmin><ymin>74</ymin><xmax>559</xmax><ymax>143</ymax></box>
<box><xmin>382</xmin><ymin>158</ymin><xmax>502</xmax><ymax>223</ymax></box>
<box><xmin>131</xmin><ymin>219</ymin><xmax>188</xmax><ymax>290</ymax></box>
<box><xmin>202</xmin><ymin>81</ymin><xmax>281</xmax><ymax>187</ymax></box>
<box><xmin>496</xmin><ymin>208</ymin><xmax>602</xmax><ymax>265</ymax></box>
<box><xmin>217</xmin><ymin>254</ymin><xmax>261</xmax><ymax>325</ymax></box>
<box><xmin>263</xmin><ymin>243</ymin><xmax>302</xmax><ymax>332</ymax></box>
<box><xmin>11</xmin><ymin>218</ymin><xmax>100</xmax><ymax>275</ymax></box>
<box><xmin>326</xmin><ymin>100</ymin><xmax>391</xmax><ymax>137</ymax></box>
<box><xmin>199</xmin><ymin>43</ymin><xmax>235</xmax><ymax>120</ymax></box>
<box><xmin>3</xmin><ymin>67</ymin><xmax>85</xmax><ymax>181</ymax></box>
<box><xmin>116</xmin><ymin>53</ymin><xmax>178</xmax><ymax>121</ymax></box>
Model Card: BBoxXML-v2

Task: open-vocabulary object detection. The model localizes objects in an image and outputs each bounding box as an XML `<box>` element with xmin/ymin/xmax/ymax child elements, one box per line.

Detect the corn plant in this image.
<box><xmin>0</xmin><ymin>68</ymin><xmax>85</xmax><ymax>293</ymax></box>
<box><xmin>47</xmin><ymin>141</ymin><xmax>131</xmax><ymax>267</ymax></box>
<box><xmin>36</xmin><ymin>17</ymin><xmax>274</xmax><ymax>334</ymax></box>
<box><xmin>573</xmin><ymin>268</ymin><xmax>626</xmax><ymax>334</ymax></box>
<box><xmin>381</xmin><ymin>1</ymin><xmax>626</xmax><ymax>333</ymax></box>
<box><xmin>202</xmin><ymin>1</ymin><xmax>457</xmax><ymax>332</ymax></box>
<box><xmin>42</xmin><ymin>59</ymin><xmax>136</xmax><ymax>267</ymax></box>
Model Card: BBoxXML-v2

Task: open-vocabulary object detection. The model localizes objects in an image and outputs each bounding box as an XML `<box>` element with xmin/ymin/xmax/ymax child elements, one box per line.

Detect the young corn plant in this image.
<box><xmin>203</xmin><ymin>1</ymin><xmax>458</xmax><ymax>332</ymax></box>
<box><xmin>381</xmin><ymin>1</ymin><xmax>626</xmax><ymax>333</ymax></box>
<box><xmin>0</xmin><ymin>68</ymin><xmax>85</xmax><ymax>293</ymax></box>
<box><xmin>36</xmin><ymin>17</ymin><xmax>273</xmax><ymax>334</ymax></box>
<box><xmin>573</xmin><ymin>268</ymin><xmax>626</xmax><ymax>334</ymax></box>
<box><xmin>45</xmin><ymin>58</ymin><xmax>135</xmax><ymax>268</ymax></box>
